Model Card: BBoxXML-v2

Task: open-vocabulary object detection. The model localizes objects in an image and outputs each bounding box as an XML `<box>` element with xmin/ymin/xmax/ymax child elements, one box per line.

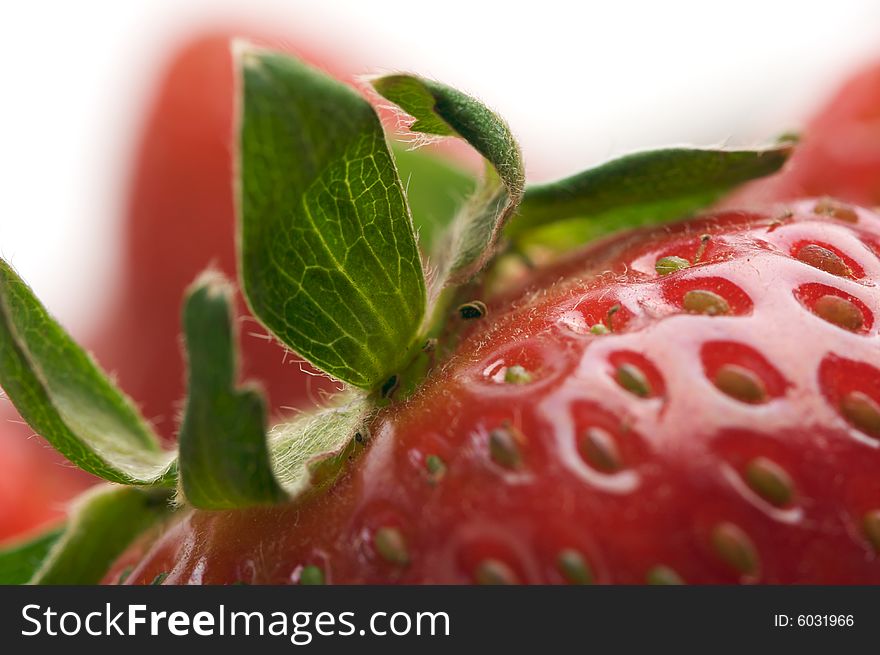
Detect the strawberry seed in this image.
<box><xmin>714</xmin><ymin>364</ymin><xmax>767</xmax><ymax>404</ymax></box>
<box><xmin>489</xmin><ymin>426</ymin><xmax>524</xmax><ymax>469</ymax></box>
<box><xmin>840</xmin><ymin>391</ymin><xmax>880</xmax><ymax>438</ymax></box>
<box><xmin>814</xmin><ymin>197</ymin><xmax>858</xmax><ymax>223</ymax></box>
<box><xmin>557</xmin><ymin>549</ymin><xmax>594</xmax><ymax>585</ymax></box>
<box><xmin>655</xmin><ymin>255</ymin><xmax>691</xmax><ymax>276</ymax></box>
<box><xmin>796</xmin><ymin>244</ymin><xmax>852</xmax><ymax>277</ymax></box>
<box><xmin>813</xmin><ymin>295</ymin><xmax>863</xmax><ymax>331</ymax></box>
<box><xmin>374</xmin><ymin>527</ymin><xmax>410</xmax><ymax>566</ymax></box>
<box><xmin>578</xmin><ymin>427</ymin><xmax>622</xmax><ymax>472</ymax></box>
<box><xmin>475</xmin><ymin>559</ymin><xmax>519</xmax><ymax>585</ymax></box>
<box><xmin>683</xmin><ymin>289</ymin><xmax>730</xmax><ymax>316</ymax></box>
<box><xmin>646</xmin><ymin>565</ymin><xmax>684</xmax><ymax>585</ymax></box>
<box><xmin>711</xmin><ymin>522</ymin><xmax>759</xmax><ymax>577</ymax></box>
<box><xmin>745</xmin><ymin>457</ymin><xmax>794</xmax><ymax>506</ymax></box>
<box><xmin>616</xmin><ymin>363</ymin><xmax>652</xmax><ymax>398</ymax></box>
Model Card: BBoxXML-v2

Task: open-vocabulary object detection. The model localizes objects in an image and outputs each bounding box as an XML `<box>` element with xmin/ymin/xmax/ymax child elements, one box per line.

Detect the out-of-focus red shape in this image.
<box><xmin>1</xmin><ymin>30</ymin><xmax>342</xmax><ymax>540</ymax></box>
<box><xmin>0</xmin><ymin>423</ymin><xmax>83</xmax><ymax>538</ymax></box>
<box><xmin>723</xmin><ymin>61</ymin><xmax>880</xmax><ymax>207</ymax></box>
<box><xmin>98</xmin><ymin>31</ymin><xmax>343</xmax><ymax>442</ymax></box>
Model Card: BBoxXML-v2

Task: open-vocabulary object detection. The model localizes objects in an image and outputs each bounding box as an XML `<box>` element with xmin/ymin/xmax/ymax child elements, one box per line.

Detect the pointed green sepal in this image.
<box><xmin>236</xmin><ymin>45</ymin><xmax>427</xmax><ymax>390</ymax></box>
<box><xmin>0</xmin><ymin>258</ymin><xmax>176</xmax><ymax>485</ymax></box>
<box><xmin>178</xmin><ymin>271</ymin><xmax>287</xmax><ymax>509</ymax></box>
<box><xmin>509</xmin><ymin>145</ymin><xmax>792</xmax><ymax>245</ymax></box>
<box><xmin>0</xmin><ymin>525</ymin><xmax>65</xmax><ymax>584</ymax></box>
<box><xmin>29</xmin><ymin>485</ymin><xmax>172</xmax><ymax>584</ymax></box>
<box><xmin>373</xmin><ymin>74</ymin><xmax>524</xmax><ymax>287</ymax></box>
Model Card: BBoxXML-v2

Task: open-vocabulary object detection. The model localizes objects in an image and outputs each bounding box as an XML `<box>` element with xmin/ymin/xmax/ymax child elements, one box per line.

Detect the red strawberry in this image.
<box><xmin>0</xmin><ymin>32</ymin><xmax>345</xmax><ymax>540</ymax></box>
<box><xmin>0</xmin><ymin>421</ymin><xmax>85</xmax><ymax>538</ymax></box>
<box><xmin>109</xmin><ymin>200</ymin><xmax>880</xmax><ymax>584</ymax></box>
<box><xmin>724</xmin><ymin>60</ymin><xmax>880</xmax><ymax>208</ymax></box>
<box><xmin>97</xmin><ymin>32</ymin><xmax>343</xmax><ymax>440</ymax></box>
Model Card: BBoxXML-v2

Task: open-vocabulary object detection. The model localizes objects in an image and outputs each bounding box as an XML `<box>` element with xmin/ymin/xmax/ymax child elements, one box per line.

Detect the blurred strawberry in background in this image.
<box><xmin>1</xmin><ymin>29</ymin><xmax>879</xmax><ymax>542</ymax></box>
<box><xmin>96</xmin><ymin>31</ymin><xmax>342</xmax><ymax>443</ymax></box>
<box><xmin>0</xmin><ymin>430</ymin><xmax>82</xmax><ymax>538</ymax></box>
<box><xmin>723</xmin><ymin>60</ymin><xmax>880</xmax><ymax>207</ymax></box>
<box><xmin>0</xmin><ymin>30</ymin><xmax>342</xmax><ymax>540</ymax></box>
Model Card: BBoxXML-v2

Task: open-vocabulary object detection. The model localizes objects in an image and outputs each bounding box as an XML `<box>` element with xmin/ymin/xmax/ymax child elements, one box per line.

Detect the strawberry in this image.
<box><xmin>97</xmin><ymin>32</ymin><xmax>346</xmax><ymax>441</ymax></box>
<box><xmin>724</xmin><ymin>59</ymin><xmax>880</xmax><ymax>208</ymax></box>
<box><xmin>106</xmin><ymin>201</ymin><xmax>880</xmax><ymax>584</ymax></box>
<box><xmin>1</xmin><ymin>44</ymin><xmax>876</xmax><ymax>587</ymax></box>
<box><xmin>0</xmin><ymin>31</ymin><xmax>336</xmax><ymax>541</ymax></box>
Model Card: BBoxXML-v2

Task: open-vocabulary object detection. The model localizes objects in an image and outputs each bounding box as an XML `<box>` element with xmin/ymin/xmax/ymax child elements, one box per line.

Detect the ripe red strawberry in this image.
<box><xmin>2</xmin><ymin>43</ymin><xmax>878</xmax><ymax>555</ymax></box>
<box><xmin>4</xmin><ymin>43</ymin><xmax>879</xmax><ymax>589</ymax></box>
<box><xmin>107</xmin><ymin>200</ymin><xmax>880</xmax><ymax>584</ymax></box>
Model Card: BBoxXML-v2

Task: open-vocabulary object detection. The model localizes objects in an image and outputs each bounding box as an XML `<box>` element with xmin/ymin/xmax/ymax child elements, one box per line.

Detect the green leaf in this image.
<box><xmin>508</xmin><ymin>145</ymin><xmax>792</xmax><ymax>242</ymax></box>
<box><xmin>0</xmin><ymin>526</ymin><xmax>64</xmax><ymax>584</ymax></box>
<box><xmin>391</xmin><ymin>143</ymin><xmax>476</xmax><ymax>255</ymax></box>
<box><xmin>268</xmin><ymin>394</ymin><xmax>372</xmax><ymax>498</ymax></box>
<box><xmin>178</xmin><ymin>272</ymin><xmax>287</xmax><ymax>509</ymax></box>
<box><xmin>373</xmin><ymin>75</ymin><xmax>524</xmax><ymax>286</ymax></box>
<box><xmin>236</xmin><ymin>45</ymin><xmax>426</xmax><ymax>390</ymax></box>
<box><xmin>32</xmin><ymin>485</ymin><xmax>173</xmax><ymax>584</ymax></box>
<box><xmin>179</xmin><ymin>270</ymin><xmax>373</xmax><ymax>510</ymax></box>
<box><xmin>0</xmin><ymin>259</ymin><xmax>176</xmax><ymax>485</ymax></box>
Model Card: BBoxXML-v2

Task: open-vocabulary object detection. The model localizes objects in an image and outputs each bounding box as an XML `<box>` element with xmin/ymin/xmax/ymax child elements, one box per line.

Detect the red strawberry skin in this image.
<box><xmin>109</xmin><ymin>201</ymin><xmax>880</xmax><ymax>584</ymax></box>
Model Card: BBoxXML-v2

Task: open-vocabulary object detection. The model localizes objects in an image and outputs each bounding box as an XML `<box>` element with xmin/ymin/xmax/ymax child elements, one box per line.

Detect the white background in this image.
<box><xmin>1</xmin><ymin>0</ymin><xmax>879</xmax><ymax>335</ymax></box>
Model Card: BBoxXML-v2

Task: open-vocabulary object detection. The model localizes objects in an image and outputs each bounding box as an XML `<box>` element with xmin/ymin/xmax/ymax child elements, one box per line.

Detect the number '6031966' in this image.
<box><xmin>797</xmin><ymin>615</ymin><xmax>854</xmax><ymax>627</ymax></box>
